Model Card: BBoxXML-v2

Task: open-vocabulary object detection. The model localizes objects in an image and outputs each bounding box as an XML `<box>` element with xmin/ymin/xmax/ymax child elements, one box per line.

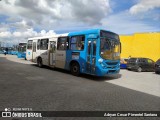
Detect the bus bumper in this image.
<box><xmin>96</xmin><ymin>68</ymin><xmax>120</xmax><ymax>76</ymax></box>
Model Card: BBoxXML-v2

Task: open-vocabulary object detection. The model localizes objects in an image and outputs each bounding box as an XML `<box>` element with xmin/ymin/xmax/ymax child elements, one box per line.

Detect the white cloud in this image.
<box><xmin>0</xmin><ymin>0</ymin><xmax>159</xmax><ymax>46</ymax></box>
<box><xmin>0</xmin><ymin>0</ymin><xmax>111</xmax><ymax>46</ymax></box>
<box><xmin>129</xmin><ymin>0</ymin><xmax>160</xmax><ymax>14</ymax></box>
<box><xmin>0</xmin><ymin>0</ymin><xmax>110</xmax><ymax>28</ymax></box>
<box><xmin>0</xmin><ymin>31</ymin><xmax>12</xmax><ymax>38</ymax></box>
<box><xmin>0</xmin><ymin>28</ymin><xmax>56</xmax><ymax>46</ymax></box>
<box><xmin>0</xmin><ymin>23</ymin><xmax>9</xmax><ymax>32</ymax></box>
<box><xmin>100</xmin><ymin>11</ymin><xmax>160</xmax><ymax>34</ymax></box>
<box><xmin>13</xmin><ymin>32</ymin><xmax>21</xmax><ymax>37</ymax></box>
<box><xmin>10</xmin><ymin>20</ymin><xmax>33</xmax><ymax>31</ymax></box>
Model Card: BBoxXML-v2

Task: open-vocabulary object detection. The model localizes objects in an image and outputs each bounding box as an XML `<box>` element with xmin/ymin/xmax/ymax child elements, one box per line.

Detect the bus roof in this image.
<box><xmin>68</xmin><ymin>29</ymin><xmax>112</xmax><ymax>36</ymax></box>
<box><xmin>27</xmin><ymin>29</ymin><xmax>117</xmax><ymax>40</ymax></box>
<box><xmin>28</xmin><ymin>33</ymin><xmax>68</xmax><ymax>40</ymax></box>
<box><xmin>19</xmin><ymin>42</ymin><xmax>27</xmax><ymax>44</ymax></box>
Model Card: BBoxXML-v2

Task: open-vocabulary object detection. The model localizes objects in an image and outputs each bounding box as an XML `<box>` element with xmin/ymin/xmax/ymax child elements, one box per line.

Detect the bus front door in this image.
<box><xmin>86</xmin><ymin>39</ymin><xmax>96</xmax><ymax>74</ymax></box>
<box><xmin>49</xmin><ymin>41</ymin><xmax>56</xmax><ymax>66</ymax></box>
<box><xmin>32</xmin><ymin>42</ymin><xmax>36</xmax><ymax>62</ymax></box>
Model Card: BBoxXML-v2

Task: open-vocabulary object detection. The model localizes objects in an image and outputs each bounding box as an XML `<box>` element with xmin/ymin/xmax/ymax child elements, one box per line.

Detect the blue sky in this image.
<box><xmin>110</xmin><ymin>0</ymin><xmax>136</xmax><ymax>12</ymax></box>
<box><xmin>0</xmin><ymin>0</ymin><xmax>160</xmax><ymax>46</ymax></box>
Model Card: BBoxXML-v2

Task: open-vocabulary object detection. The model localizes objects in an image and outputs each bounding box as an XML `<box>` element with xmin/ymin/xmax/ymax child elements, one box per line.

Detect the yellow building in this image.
<box><xmin>120</xmin><ymin>32</ymin><xmax>160</xmax><ymax>62</ymax></box>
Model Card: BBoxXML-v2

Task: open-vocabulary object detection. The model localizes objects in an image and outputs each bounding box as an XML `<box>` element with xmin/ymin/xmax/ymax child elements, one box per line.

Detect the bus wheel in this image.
<box><xmin>37</xmin><ymin>58</ymin><xmax>43</xmax><ymax>68</ymax></box>
<box><xmin>71</xmin><ymin>62</ymin><xmax>80</xmax><ymax>76</ymax></box>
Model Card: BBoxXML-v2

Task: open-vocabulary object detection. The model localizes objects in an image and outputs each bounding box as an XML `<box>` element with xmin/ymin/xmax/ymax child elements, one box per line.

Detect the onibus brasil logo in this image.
<box><xmin>2</xmin><ymin>108</ymin><xmax>11</xmax><ymax>117</ymax></box>
<box><xmin>1</xmin><ymin>108</ymin><xmax>42</xmax><ymax>118</ymax></box>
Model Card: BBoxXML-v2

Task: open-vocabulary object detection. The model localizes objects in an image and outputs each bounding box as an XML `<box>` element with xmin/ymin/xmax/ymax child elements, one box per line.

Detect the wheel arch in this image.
<box><xmin>37</xmin><ymin>56</ymin><xmax>42</xmax><ymax>62</ymax></box>
<box><xmin>69</xmin><ymin>60</ymin><xmax>80</xmax><ymax>70</ymax></box>
<box><xmin>69</xmin><ymin>60</ymin><xmax>81</xmax><ymax>76</ymax></box>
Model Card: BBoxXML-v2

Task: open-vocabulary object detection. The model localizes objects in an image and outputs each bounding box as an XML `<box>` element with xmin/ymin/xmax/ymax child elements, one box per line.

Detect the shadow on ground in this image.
<box><xmin>31</xmin><ymin>64</ymin><xmax>122</xmax><ymax>81</ymax></box>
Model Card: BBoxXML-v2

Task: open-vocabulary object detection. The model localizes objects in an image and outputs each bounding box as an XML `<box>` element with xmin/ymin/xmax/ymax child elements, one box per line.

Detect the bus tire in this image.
<box><xmin>37</xmin><ymin>57</ymin><xmax>43</xmax><ymax>68</ymax></box>
<box><xmin>71</xmin><ymin>62</ymin><xmax>80</xmax><ymax>76</ymax></box>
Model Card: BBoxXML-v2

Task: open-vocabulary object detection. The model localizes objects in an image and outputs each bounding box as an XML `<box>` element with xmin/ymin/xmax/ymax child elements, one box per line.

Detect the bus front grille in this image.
<box><xmin>106</xmin><ymin>62</ymin><xmax>118</xmax><ymax>65</ymax></box>
<box><xmin>108</xmin><ymin>70</ymin><xmax>116</xmax><ymax>73</ymax></box>
<box><xmin>107</xmin><ymin>66</ymin><xmax>116</xmax><ymax>69</ymax></box>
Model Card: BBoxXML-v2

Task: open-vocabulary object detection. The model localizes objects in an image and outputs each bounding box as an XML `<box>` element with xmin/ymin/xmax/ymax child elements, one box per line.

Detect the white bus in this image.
<box><xmin>26</xmin><ymin>34</ymin><xmax>68</xmax><ymax>68</ymax></box>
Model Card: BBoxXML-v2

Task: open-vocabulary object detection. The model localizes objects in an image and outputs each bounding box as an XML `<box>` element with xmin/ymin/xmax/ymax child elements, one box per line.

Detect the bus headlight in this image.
<box><xmin>98</xmin><ymin>58</ymin><xmax>106</xmax><ymax>68</ymax></box>
<box><xmin>98</xmin><ymin>58</ymin><xmax>103</xmax><ymax>63</ymax></box>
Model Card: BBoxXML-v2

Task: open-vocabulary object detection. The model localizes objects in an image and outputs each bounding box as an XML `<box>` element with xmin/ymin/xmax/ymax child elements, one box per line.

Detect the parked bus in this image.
<box><xmin>17</xmin><ymin>42</ymin><xmax>27</xmax><ymax>59</ymax></box>
<box><xmin>26</xmin><ymin>29</ymin><xmax>121</xmax><ymax>76</ymax></box>
<box><xmin>7</xmin><ymin>47</ymin><xmax>12</xmax><ymax>54</ymax></box>
<box><xmin>11</xmin><ymin>45</ymin><xmax>18</xmax><ymax>55</ymax></box>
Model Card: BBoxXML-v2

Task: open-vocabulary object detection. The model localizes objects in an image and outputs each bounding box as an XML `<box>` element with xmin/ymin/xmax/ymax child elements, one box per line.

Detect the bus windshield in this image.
<box><xmin>100</xmin><ymin>31</ymin><xmax>120</xmax><ymax>60</ymax></box>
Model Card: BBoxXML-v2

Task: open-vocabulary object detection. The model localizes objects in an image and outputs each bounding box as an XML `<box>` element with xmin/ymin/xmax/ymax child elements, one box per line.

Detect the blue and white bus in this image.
<box><xmin>17</xmin><ymin>42</ymin><xmax>27</xmax><ymax>59</ymax></box>
<box><xmin>26</xmin><ymin>29</ymin><xmax>121</xmax><ymax>76</ymax></box>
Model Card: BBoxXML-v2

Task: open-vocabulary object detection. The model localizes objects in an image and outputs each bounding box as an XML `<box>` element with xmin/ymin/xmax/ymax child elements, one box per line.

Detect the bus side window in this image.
<box><xmin>57</xmin><ymin>37</ymin><xmax>68</xmax><ymax>50</ymax></box>
<box><xmin>93</xmin><ymin>41</ymin><xmax>96</xmax><ymax>55</ymax></box>
<box><xmin>37</xmin><ymin>39</ymin><xmax>41</xmax><ymax>50</ymax></box>
<box><xmin>27</xmin><ymin>40</ymin><xmax>33</xmax><ymax>50</ymax></box>
<box><xmin>40</xmin><ymin>39</ymin><xmax>49</xmax><ymax>50</ymax></box>
<box><xmin>88</xmin><ymin>42</ymin><xmax>91</xmax><ymax>55</ymax></box>
<box><xmin>70</xmin><ymin>35</ymin><xmax>85</xmax><ymax>50</ymax></box>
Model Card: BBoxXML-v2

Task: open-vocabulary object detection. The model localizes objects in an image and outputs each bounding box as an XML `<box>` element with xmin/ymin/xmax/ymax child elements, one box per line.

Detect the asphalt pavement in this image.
<box><xmin>0</xmin><ymin>55</ymin><xmax>160</xmax><ymax>120</ymax></box>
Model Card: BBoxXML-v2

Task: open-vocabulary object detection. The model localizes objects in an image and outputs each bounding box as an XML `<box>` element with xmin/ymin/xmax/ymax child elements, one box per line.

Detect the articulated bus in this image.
<box><xmin>17</xmin><ymin>42</ymin><xmax>27</xmax><ymax>59</ymax></box>
<box><xmin>26</xmin><ymin>29</ymin><xmax>121</xmax><ymax>76</ymax></box>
